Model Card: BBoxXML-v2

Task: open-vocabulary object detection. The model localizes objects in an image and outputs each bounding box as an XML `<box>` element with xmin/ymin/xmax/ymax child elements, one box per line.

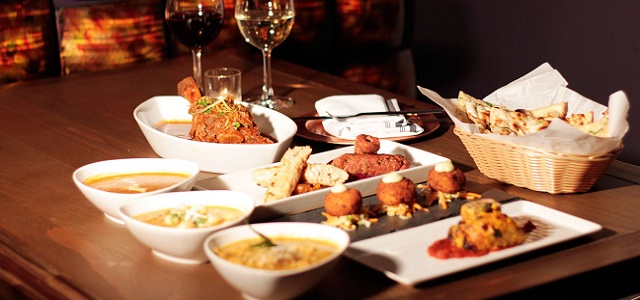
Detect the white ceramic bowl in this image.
<box><xmin>72</xmin><ymin>158</ymin><xmax>199</xmax><ymax>224</ymax></box>
<box><xmin>204</xmin><ymin>222</ymin><xmax>350</xmax><ymax>300</ymax></box>
<box><xmin>119</xmin><ymin>190</ymin><xmax>255</xmax><ymax>264</ymax></box>
<box><xmin>133</xmin><ymin>96</ymin><xmax>297</xmax><ymax>173</ymax></box>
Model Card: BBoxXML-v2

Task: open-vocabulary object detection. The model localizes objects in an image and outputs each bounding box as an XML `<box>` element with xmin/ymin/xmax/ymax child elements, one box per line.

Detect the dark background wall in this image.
<box><xmin>2</xmin><ymin>0</ymin><xmax>636</xmax><ymax>165</ymax></box>
<box><xmin>410</xmin><ymin>1</ymin><xmax>638</xmax><ymax>166</ymax></box>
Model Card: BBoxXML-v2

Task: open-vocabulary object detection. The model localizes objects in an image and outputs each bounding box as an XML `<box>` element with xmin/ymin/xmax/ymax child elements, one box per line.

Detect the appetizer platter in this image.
<box><xmin>344</xmin><ymin>200</ymin><xmax>602</xmax><ymax>286</ymax></box>
<box><xmin>274</xmin><ymin>182</ymin><xmax>516</xmax><ymax>243</ymax></box>
<box><xmin>195</xmin><ymin>139</ymin><xmax>450</xmax><ymax>221</ymax></box>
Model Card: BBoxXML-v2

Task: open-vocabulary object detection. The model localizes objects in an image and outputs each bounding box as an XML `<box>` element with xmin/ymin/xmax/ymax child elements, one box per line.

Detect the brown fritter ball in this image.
<box><xmin>376</xmin><ymin>174</ymin><xmax>417</xmax><ymax>206</ymax></box>
<box><xmin>354</xmin><ymin>134</ymin><xmax>380</xmax><ymax>154</ymax></box>
<box><xmin>427</xmin><ymin>167</ymin><xmax>466</xmax><ymax>194</ymax></box>
<box><xmin>324</xmin><ymin>185</ymin><xmax>362</xmax><ymax>216</ymax></box>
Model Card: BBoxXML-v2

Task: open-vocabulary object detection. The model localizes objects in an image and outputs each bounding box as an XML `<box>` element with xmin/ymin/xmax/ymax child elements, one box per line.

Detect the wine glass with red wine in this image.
<box><xmin>166</xmin><ymin>0</ymin><xmax>225</xmax><ymax>90</ymax></box>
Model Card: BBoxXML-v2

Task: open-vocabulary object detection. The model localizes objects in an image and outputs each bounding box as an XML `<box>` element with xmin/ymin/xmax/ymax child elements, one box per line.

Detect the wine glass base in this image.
<box><xmin>245</xmin><ymin>96</ymin><xmax>295</xmax><ymax>110</ymax></box>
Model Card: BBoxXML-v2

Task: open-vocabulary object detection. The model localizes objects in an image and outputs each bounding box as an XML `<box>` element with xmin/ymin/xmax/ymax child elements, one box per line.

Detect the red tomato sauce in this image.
<box><xmin>427</xmin><ymin>238</ymin><xmax>489</xmax><ymax>259</ymax></box>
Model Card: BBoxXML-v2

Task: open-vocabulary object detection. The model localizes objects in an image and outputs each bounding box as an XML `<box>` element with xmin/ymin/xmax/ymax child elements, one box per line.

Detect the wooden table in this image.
<box><xmin>1</xmin><ymin>50</ymin><xmax>639</xmax><ymax>299</ymax></box>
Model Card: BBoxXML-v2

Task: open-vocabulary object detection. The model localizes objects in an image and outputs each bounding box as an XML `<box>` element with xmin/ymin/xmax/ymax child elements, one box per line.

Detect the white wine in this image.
<box><xmin>234</xmin><ymin>0</ymin><xmax>296</xmax><ymax>109</ymax></box>
<box><xmin>236</xmin><ymin>11</ymin><xmax>294</xmax><ymax>52</ymax></box>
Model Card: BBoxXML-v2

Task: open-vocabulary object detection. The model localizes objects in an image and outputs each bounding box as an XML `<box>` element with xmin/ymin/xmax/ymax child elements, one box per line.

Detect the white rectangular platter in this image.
<box><xmin>196</xmin><ymin>140</ymin><xmax>450</xmax><ymax>221</ymax></box>
<box><xmin>345</xmin><ymin>200</ymin><xmax>602</xmax><ymax>286</ymax></box>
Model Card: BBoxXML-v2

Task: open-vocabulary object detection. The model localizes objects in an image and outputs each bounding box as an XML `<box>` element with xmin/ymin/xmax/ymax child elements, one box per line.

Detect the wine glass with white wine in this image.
<box><xmin>235</xmin><ymin>0</ymin><xmax>295</xmax><ymax>110</ymax></box>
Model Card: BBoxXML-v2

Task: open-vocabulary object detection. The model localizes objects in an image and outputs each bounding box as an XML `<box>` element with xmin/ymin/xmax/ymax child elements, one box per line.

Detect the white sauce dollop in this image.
<box><xmin>434</xmin><ymin>160</ymin><xmax>454</xmax><ymax>173</ymax></box>
<box><xmin>382</xmin><ymin>172</ymin><xmax>403</xmax><ymax>183</ymax></box>
<box><xmin>331</xmin><ymin>183</ymin><xmax>348</xmax><ymax>193</ymax></box>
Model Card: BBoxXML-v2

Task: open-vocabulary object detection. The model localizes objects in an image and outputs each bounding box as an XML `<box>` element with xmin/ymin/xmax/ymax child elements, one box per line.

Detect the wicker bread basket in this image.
<box><xmin>454</xmin><ymin>127</ymin><xmax>622</xmax><ymax>194</ymax></box>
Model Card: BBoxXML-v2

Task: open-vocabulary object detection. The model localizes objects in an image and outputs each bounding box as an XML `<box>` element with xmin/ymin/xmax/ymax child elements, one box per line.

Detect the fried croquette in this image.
<box><xmin>354</xmin><ymin>134</ymin><xmax>381</xmax><ymax>154</ymax></box>
<box><xmin>329</xmin><ymin>134</ymin><xmax>410</xmax><ymax>180</ymax></box>
<box><xmin>330</xmin><ymin>153</ymin><xmax>411</xmax><ymax>180</ymax></box>
<box><xmin>427</xmin><ymin>161</ymin><xmax>466</xmax><ymax>194</ymax></box>
<box><xmin>376</xmin><ymin>172</ymin><xmax>417</xmax><ymax>206</ymax></box>
<box><xmin>324</xmin><ymin>183</ymin><xmax>363</xmax><ymax>216</ymax></box>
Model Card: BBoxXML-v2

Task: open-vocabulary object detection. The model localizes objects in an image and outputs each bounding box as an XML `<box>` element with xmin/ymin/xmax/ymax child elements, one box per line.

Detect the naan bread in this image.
<box><xmin>264</xmin><ymin>146</ymin><xmax>312</xmax><ymax>203</ymax></box>
<box><xmin>565</xmin><ymin>111</ymin><xmax>594</xmax><ymax>127</ymax></box>
<box><xmin>489</xmin><ymin>106</ymin><xmax>551</xmax><ymax>136</ymax></box>
<box><xmin>455</xmin><ymin>92</ymin><xmax>472</xmax><ymax>123</ymax></box>
<box><xmin>488</xmin><ymin>106</ymin><xmax>515</xmax><ymax>135</ymax></box>
<box><xmin>457</xmin><ymin>91</ymin><xmax>607</xmax><ymax>137</ymax></box>
<box><xmin>253</xmin><ymin>163</ymin><xmax>348</xmax><ymax>187</ymax></box>
<box><xmin>574</xmin><ymin>113</ymin><xmax>609</xmax><ymax>137</ymax></box>
<box><xmin>458</xmin><ymin>91</ymin><xmax>496</xmax><ymax>133</ymax></box>
<box><xmin>521</xmin><ymin>115</ymin><xmax>552</xmax><ymax>135</ymax></box>
<box><xmin>519</xmin><ymin>101</ymin><xmax>567</xmax><ymax>119</ymax></box>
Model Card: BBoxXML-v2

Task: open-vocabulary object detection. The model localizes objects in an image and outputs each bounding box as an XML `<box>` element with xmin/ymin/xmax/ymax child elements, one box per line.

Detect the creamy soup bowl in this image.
<box><xmin>119</xmin><ymin>190</ymin><xmax>255</xmax><ymax>264</ymax></box>
<box><xmin>72</xmin><ymin>158</ymin><xmax>199</xmax><ymax>224</ymax></box>
<box><xmin>133</xmin><ymin>96</ymin><xmax>297</xmax><ymax>173</ymax></box>
<box><xmin>204</xmin><ymin>222</ymin><xmax>350</xmax><ymax>300</ymax></box>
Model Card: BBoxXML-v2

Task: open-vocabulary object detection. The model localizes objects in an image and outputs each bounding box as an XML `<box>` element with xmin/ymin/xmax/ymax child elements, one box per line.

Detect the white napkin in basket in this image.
<box><xmin>315</xmin><ymin>94</ymin><xmax>424</xmax><ymax>140</ymax></box>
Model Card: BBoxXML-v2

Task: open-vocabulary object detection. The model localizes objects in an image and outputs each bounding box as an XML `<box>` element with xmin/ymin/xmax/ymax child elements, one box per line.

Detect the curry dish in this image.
<box><xmin>214</xmin><ymin>237</ymin><xmax>338</xmax><ymax>270</ymax></box>
<box><xmin>177</xmin><ymin>76</ymin><xmax>274</xmax><ymax>144</ymax></box>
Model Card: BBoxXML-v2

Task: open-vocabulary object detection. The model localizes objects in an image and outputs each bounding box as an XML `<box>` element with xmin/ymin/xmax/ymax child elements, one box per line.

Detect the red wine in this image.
<box><xmin>167</xmin><ymin>10</ymin><xmax>224</xmax><ymax>49</ymax></box>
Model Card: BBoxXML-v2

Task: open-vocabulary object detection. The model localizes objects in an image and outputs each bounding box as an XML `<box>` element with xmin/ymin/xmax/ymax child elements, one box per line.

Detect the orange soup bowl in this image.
<box><xmin>72</xmin><ymin>158</ymin><xmax>200</xmax><ymax>224</ymax></box>
<box><xmin>133</xmin><ymin>96</ymin><xmax>297</xmax><ymax>173</ymax></box>
<box><xmin>204</xmin><ymin>222</ymin><xmax>350</xmax><ymax>300</ymax></box>
<box><xmin>119</xmin><ymin>190</ymin><xmax>255</xmax><ymax>264</ymax></box>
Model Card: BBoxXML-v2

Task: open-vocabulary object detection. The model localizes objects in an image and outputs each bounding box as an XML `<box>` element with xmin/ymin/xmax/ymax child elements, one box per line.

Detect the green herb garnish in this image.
<box><xmin>249</xmin><ymin>226</ymin><xmax>276</xmax><ymax>248</ymax></box>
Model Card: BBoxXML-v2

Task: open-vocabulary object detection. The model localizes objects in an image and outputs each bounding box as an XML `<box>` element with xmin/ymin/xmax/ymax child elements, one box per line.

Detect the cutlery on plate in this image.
<box><xmin>292</xmin><ymin>109</ymin><xmax>446</xmax><ymax>121</ymax></box>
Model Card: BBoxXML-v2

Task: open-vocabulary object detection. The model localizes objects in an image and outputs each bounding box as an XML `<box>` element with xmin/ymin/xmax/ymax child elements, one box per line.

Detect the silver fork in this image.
<box><xmin>323</xmin><ymin>109</ymin><xmax>445</xmax><ymax>122</ymax></box>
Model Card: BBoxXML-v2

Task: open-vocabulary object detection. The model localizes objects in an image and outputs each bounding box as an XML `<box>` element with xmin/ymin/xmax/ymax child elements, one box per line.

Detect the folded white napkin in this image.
<box><xmin>315</xmin><ymin>94</ymin><xmax>424</xmax><ymax>140</ymax></box>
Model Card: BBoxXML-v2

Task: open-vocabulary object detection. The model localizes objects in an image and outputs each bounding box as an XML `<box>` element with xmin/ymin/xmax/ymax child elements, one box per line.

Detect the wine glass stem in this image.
<box><xmin>192</xmin><ymin>48</ymin><xmax>203</xmax><ymax>89</ymax></box>
<box><xmin>261</xmin><ymin>49</ymin><xmax>275</xmax><ymax>101</ymax></box>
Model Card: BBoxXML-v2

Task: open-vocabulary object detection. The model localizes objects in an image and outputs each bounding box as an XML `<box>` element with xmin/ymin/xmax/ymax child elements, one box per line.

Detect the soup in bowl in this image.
<box><xmin>204</xmin><ymin>222</ymin><xmax>350</xmax><ymax>300</ymax></box>
<box><xmin>72</xmin><ymin>158</ymin><xmax>199</xmax><ymax>224</ymax></box>
<box><xmin>119</xmin><ymin>190</ymin><xmax>255</xmax><ymax>264</ymax></box>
